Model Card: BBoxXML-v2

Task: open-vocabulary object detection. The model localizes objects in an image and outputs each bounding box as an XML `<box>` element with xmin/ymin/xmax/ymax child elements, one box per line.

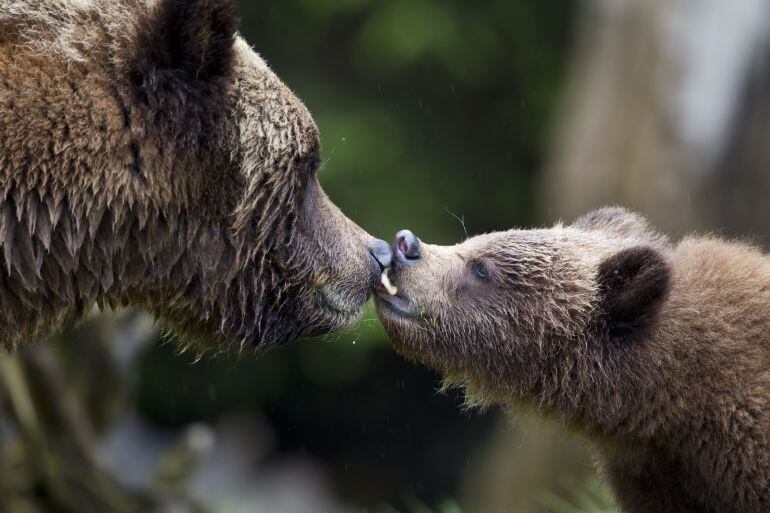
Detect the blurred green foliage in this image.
<box><xmin>538</xmin><ymin>476</ymin><xmax>618</xmax><ymax>513</ymax></box>
<box><xmin>241</xmin><ymin>0</ymin><xmax>575</xmax><ymax>241</ymax></box>
<box><xmin>375</xmin><ymin>475</ymin><xmax>617</xmax><ymax>513</ymax></box>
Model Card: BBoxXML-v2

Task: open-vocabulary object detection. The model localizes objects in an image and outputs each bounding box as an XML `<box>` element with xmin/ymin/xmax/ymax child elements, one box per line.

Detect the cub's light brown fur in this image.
<box><xmin>376</xmin><ymin>207</ymin><xmax>770</xmax><ymax>513</ymax></box>
<box><xmin>0</xmin><ymin>0</ymin><xmax>379</xmax><ymax>350</ymax></box>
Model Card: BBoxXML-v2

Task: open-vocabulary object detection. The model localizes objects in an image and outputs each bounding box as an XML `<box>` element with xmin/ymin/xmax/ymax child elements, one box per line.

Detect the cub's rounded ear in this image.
<box><xmin>597</xmin><ymin>246</ymin><xmax>670</xmax><ymax>337</ymax></box>
<box><xmin>131</xmin><ymin>0</ymin><xmax>238</xmax><ymax>144</ymax></box>
<box><xmin>573</xmin><ymin>207</ymin><xmax>654</xmax><ymax>240</ymax></box>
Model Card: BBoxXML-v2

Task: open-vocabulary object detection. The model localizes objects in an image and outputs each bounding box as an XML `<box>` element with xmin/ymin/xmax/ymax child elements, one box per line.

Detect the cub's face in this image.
<box><xmin>374</xmin><ymin>209</ymin><xmax>671</xmax><ymax>398</ymax></box>
<box><xmin>375</xmin><ymin>229</ymin><xmax>601</xmax><ymax>372</ymax></box>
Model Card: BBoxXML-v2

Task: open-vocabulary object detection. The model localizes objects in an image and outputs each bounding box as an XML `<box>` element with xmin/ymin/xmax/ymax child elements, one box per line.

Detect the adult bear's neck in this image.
<box><xmin>0</xmin><ymin>191</ymin><xmax>241</xmax><ymax>349</ymax></box>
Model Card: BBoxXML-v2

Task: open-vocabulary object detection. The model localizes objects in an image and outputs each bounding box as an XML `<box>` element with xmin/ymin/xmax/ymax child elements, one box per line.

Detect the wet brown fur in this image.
<box><xmin>376</xmin><ymin>207</ymin><xmax>770</xmax><ymax>513</ymax></box>
<box><xmin>0</xmin><ymin>0</ymin><xmax>377</xmax><ymax>350</ymax></box>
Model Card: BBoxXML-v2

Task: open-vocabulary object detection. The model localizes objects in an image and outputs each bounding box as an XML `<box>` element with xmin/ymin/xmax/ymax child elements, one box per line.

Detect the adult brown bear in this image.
<box><xmin>0</xmin><ymin>0</ymin><xmax>391</xmax><ymax>350</ymax></box>
<box><xmin>375</xmin><ymin>207</ymin><xmax>770</xmax><ymax>513</ymax></box>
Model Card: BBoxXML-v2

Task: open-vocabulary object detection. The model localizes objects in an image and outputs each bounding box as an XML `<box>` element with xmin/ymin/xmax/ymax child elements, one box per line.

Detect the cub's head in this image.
<box><xmin>374</xmin><ymin>208</ymin><xmax>671</xmax><ymax>406</ymax></box>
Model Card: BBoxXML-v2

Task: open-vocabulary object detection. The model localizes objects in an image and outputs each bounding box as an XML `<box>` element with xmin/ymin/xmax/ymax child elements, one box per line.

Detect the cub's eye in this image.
<box><xmin>469</xmin><ymin>260</ymin><xmax>492</xmax><ymax>282</ymax></box>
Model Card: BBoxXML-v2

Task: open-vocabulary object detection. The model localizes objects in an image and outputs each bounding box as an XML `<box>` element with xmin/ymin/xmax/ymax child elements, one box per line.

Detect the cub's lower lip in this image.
<box><xmin>375</xmin><ymin>290</ymin><xmax>421</xmax><ymax>319</ymax></box>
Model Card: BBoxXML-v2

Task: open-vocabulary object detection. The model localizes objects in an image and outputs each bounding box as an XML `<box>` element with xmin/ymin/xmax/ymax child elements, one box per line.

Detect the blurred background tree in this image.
<box><xmin>2</xmin><ymin>0</ymin><xmax>769</xmax><ymax>512</ymax></box>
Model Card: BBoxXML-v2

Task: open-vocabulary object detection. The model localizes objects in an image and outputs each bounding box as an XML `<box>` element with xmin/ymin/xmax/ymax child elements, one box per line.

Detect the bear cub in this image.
<box><xmin>375</xmin><ymin>207</ymin><xmax>770</xmax><ymax>513</ymax></box>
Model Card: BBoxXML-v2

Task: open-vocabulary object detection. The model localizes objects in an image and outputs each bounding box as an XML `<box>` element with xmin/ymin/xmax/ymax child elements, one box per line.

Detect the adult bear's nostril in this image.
<box><xmin>369</xmin><ymin>238</ymin><xmax>392</xmax><ymax>270</ymax></box>
<box><xmin>394</xmin><ymin>229</ymin><xmax>421</xmax><ymax>261</ymax></box>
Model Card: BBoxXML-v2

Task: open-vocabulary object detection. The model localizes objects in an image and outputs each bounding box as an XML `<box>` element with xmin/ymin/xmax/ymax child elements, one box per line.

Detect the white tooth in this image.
<box><xmin>380</xmin><ymin>270</ymin><xmax>398</xmax><ymax>296</ymax></box>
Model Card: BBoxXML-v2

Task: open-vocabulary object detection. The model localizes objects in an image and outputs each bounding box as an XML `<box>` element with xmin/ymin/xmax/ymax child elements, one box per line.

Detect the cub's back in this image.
<box><xmin>668</xmin><ymin>235</ymin><xmax>770</xmax><ymax>373</ymax></box>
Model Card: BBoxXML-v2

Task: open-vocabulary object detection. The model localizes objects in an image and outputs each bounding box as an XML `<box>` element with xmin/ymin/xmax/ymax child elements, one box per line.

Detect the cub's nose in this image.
<box><xmin>394</xmin><ymin>229</ymin><xmax>421</xmax><ymax>262</ymax></box>
<box><xmin>369</xmin><ymin>238</ymin><xmax>392</xmax><ymax>270</ymax></box>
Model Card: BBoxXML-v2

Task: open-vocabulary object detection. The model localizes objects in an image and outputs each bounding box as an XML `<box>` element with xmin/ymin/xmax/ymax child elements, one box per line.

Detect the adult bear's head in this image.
<box><xmin>0</xmin><ymin>0</ymin><xmax>390</xmax><ymax>349</ymax></box>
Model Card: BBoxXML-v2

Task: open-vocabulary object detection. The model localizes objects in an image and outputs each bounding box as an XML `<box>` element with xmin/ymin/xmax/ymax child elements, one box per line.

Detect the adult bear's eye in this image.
<box><xmin>305</xmin><ymin>152</ymin><xmax>322</xmax><ymax>175</ymax></box>
<box><xmin>469</xmin><ymin>260</ymin><xmax>492</xmax><ymax>283</ymax></box>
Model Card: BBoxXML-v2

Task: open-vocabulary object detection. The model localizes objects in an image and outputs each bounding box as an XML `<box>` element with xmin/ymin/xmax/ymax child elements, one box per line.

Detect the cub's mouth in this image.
<box><xmin>374</xmin><ymin>270</ymin><xmax>422</xmax><ymax>320</ymax></box>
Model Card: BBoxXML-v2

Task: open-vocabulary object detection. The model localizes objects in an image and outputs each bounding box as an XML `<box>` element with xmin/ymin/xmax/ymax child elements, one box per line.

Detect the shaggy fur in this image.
<box><xmin>0</xmin><ymin>0</ymin><xmax>379</xmax><ymax>350</ymax></box>
<box><xmin>375</xmin><ymin>207</ymin><xmax>770</xmax><ymax>513</ymax></box>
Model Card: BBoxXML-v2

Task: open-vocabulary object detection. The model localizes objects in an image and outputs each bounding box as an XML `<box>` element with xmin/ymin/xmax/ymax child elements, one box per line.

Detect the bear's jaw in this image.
<box><xmin>374</xmin><ymin>291</ymin><xmax>422</xmax><ymax>320</ymax></box>
<box><xmin>314</xmin><ymin>283</ymin><xmax>367</xmax><ymax>320</ymax></box>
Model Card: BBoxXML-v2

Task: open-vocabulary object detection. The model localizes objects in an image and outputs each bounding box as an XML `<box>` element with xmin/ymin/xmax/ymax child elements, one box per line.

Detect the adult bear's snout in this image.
<box><xmin>369</xmin><ymin>238</ymin><xmax>393</xmax><ymax>271</ymax></box>
<box><xmin>394</xmin><ymin>230</ymin><xmax>421</xmax><ymax>263</ymax></box>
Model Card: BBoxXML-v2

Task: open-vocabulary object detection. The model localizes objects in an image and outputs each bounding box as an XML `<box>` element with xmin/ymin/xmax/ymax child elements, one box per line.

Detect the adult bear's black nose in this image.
<box><xmin>394</xmin><ymin>229</ymin><xmax>421</xmax><ymax>262</ymax></box>
<box><xmin>369</xmin><ymin>238</ymin><xmax>392</xmax><ymax>270</ymax></box>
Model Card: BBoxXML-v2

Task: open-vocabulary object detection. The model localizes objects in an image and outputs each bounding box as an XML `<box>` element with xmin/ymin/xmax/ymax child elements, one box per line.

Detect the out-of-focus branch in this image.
<box><xmin>0</xmin><ymin>348</ymin><xmax>156</xmax><ymax>513</ymax></box>
<box><xmin>0</xmin><ymin>313</ymin><xmax>212</xmax><ymax>513</ymax></box>
<box><xmin>541</xmin><ymin>0</ymin><xmax>693</xmax><ymax>232</ymax></box>
<box><xmin>706</xmin><ymin>47</ymin><xmax>770</xmax><ymax>243</ymax></box>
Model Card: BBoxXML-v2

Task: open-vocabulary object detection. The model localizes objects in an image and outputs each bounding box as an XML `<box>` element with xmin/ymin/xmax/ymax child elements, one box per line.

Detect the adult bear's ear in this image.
<box><xmin>596</xmin><ymin>246</ymin><xmax>670</xmax><ymax>338</ymax></box>
<box><xmin>131</xmin><ymin>0</ymin><xmax>237</xmax><ymax>145</ymax></box>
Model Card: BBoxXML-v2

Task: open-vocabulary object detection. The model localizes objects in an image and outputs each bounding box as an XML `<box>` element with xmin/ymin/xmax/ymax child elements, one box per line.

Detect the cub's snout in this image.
<box><xmin>373</xmin><ymin>228</ymin><xmax>436</xmax><ymax>323</ymax></box>
<box><xmin>394</xmin><ymin>229</ymin><xmax>422</xmax><ymax>262</ymax></box>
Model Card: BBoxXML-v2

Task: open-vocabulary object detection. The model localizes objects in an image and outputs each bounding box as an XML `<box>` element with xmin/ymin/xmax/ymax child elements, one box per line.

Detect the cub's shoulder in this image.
<box><xmin>673</xmin><ymin>236</ymin><xmax>770</xmax><ymax>299</ymax></box>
